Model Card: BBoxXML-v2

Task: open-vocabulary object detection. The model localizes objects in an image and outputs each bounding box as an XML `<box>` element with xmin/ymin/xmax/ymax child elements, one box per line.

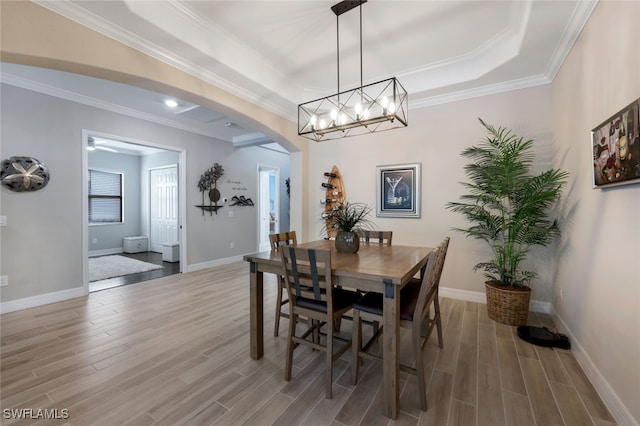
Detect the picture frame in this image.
<box><xmin>376</xmin><ymin>163</ymin><xmax>421</xmax><ymax>218</ymax></box>
<box><xmin>592</xmin><ymin>98</ymin><xmax>640</xmax><ymax>188</ymax></box>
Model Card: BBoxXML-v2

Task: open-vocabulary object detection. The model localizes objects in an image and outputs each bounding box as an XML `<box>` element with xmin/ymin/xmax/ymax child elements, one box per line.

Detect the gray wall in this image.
<box><xmin>0</xmin><ymin>83</ymin><xmax>290</xmax><ymax>302</ymax></box>
<box><xmin>88</xmin><ymin>151</ymin><xmax>142</xmax><ymax>252</ymax></box>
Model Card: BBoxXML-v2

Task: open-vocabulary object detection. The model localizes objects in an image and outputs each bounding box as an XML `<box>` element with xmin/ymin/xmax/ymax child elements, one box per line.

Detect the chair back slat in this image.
<box><xmin>281</xmin><ymin>246</ymin><xmax>332</xmax><ymax>307</ymax></box>
<box><xmin>269</xmin><ymin>231</ymin><xmax>297</xmax><ymax>251</ymax></box>
<box><xmin>358</xmin><ymin>230</ymin><xmax>393</xmax><ymax>245</ymax></box>
<box><xmin>413</xmin><ymin>237</ymin><xmax>450</xmax><ymax>321</ymax></box>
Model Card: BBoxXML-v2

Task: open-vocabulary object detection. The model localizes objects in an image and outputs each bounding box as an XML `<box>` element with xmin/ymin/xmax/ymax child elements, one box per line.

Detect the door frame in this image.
<box><xmin>257</xmin><ymin>164</ymin><xmax>280</xmax><ymax>252</ymax></box>
<box><xmin>82</xmin><ymin>130</ymin><xmax>187</xmax><ymax>295</ymax></box>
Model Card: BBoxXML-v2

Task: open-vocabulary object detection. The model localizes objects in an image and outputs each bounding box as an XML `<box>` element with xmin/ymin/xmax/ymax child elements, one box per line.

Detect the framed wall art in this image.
<box><xmin>376</xmin><ymin>163</ymin><xmax>421</xmax><ymax>218</ymax></box>
<box><xmin>592</xmin><ymin>98</ymin><xmax>640</xmax><ymax>188</ymax></box>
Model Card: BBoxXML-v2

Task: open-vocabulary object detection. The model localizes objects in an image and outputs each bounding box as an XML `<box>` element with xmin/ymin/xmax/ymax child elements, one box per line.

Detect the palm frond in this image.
<box><xmin>447</xmin><ymin>118</ymin><xmax>568</xmax><ymax>287</ymax></box>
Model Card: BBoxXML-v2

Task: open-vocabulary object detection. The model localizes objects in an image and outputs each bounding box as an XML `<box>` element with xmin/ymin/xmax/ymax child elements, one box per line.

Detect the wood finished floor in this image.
<box><xmin>0</xmin><ymin>262</ymin><xmax>616</xmax><ymax>425</ymax></box>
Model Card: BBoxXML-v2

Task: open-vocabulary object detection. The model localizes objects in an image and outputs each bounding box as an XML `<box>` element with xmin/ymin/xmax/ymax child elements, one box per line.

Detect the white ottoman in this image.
<box><xmin>162</xmin><ymin>242</ymin><xmax>180</xmax><ymax>262</ymax></box>
<box><xmin>123</xmin><ymin>236</ymin><xmax>148</xmax><ymax>253</ymax></box>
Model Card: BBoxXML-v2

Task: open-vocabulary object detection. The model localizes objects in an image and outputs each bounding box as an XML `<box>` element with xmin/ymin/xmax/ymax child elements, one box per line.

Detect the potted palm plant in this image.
<box><xmin>446</xmin><ymin>119</ymin><xmax>568</xmax><ymax>325</ymax></box>
<box><xmin>326</xmin><ymin>201</ymin><xmax>373</xmax><ymax>253</ymax></box>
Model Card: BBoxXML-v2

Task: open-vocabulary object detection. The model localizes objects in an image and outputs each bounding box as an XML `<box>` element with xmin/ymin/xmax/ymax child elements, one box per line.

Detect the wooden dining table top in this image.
<box><xmin>243</xmin><ymin>239</ymin><xmax>433</xmax><ymax>287</ymax></box>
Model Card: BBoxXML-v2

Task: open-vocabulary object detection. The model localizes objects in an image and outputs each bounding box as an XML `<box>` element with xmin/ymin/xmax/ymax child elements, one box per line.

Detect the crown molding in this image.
<box><xmin>33</xmin><ymin>0</ymin><xmax>296</xmax><ymax>121</ymax></box>
<box><xmin>232</xmin><ymin>132</ymin><xmax>272</xmax><ymax>147</ymax></box>
<box><xmin>543</xmin><ymin>0</ymin><xmax>598</xmax><ymax>81</ymax></box>
<box><xmin>1</xmin><ymin>72</ymin><xmax>230</xmax><ymax>141</ymax></box>
<box><xmin>410</xmin><ymin>74</ymin><xmax>551</xmax><ymax>109</ymax></box>
<box><xmin>28</xmin><ymin>0</ymin><xmax>596</xmax><ymax>119</ymax></box>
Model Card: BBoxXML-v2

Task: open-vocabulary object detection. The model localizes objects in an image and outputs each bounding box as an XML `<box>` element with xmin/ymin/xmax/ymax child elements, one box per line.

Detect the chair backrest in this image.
<box><xmin>358</xmin><ymin>230</ymin><xmax>393</xmax><ymax>245</ymax></box>
<box><xmin>413</xmin><ymin>237</ymin><xmax>450</xmax><ymax>321</ymax></box>
<box><xmin>280</xmin><ymin>246</ymin><xmax>333</xmax><ymax>310</ymax></box>
<box><xmin>269</xmin><ymin>231</ymin><xmax>297</xmax><ymax>251</ymax></box>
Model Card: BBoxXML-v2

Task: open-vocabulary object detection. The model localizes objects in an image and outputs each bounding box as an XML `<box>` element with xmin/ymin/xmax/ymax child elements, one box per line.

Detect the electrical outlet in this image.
<box><xmin>0</xmin><ymin>276</ymin><xmax>8</xmax><ymax>287</ymax></box>
<box><xmin>228</xmin><ymin>210</ymin><xmax>234</xmax><ymax>217</ymax></box>
<box><xmin>92</xmin><ymin>238</ymin><xmax>98</xmax><ymax>244</ymax></box>
<box><xmin>230</xmin><ymin>242</ymin><xmax>235</xmax><ymax>249</ymax></box>
<box><xmin>0</xmin><ymin>216</ymin><xmax>7</xmax><ymax>226</ymax></box>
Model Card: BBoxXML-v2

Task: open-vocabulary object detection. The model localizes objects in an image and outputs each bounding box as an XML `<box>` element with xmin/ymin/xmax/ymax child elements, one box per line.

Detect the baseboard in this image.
<box><xmin>89</xmin><ymin>247</ymin><xmax>123</xmax><ymax>257</ymax></box>
<box><xmin>0</xmin><ymin>287</ymin><xmax>85</xmax><ymax>314</ymax></box>
<box><xmin>552</xmin><ymin>309</ymin><xmax>638</xmax><ymax>426</ymax></box>
<box><xmin>439</xmin><ymin>286</ymin><xmax>552</xmax><ymax>314</ymax></box>
<box><xmin>186</xmin><ymin>254</ymin><xmax>245</xmax><ymax>272</ymax></box>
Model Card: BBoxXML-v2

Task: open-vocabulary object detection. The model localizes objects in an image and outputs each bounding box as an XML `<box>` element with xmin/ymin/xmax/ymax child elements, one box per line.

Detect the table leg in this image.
<box><xmin>249</xmin><ymin>261</ymin><xmax>264</xmax><ymax>359</ymax></box>
<box><xmin>382</xmin><ymin>279</ymin><xmax>400</xmax><ymax>419</ymax></box>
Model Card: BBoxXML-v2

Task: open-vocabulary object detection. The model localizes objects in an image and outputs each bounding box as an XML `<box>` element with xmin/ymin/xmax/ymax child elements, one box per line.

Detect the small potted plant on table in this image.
<box><xmin>326</xmin><ymin>201</ymin><xmax>373</xmax><ymax>253</ymax></box>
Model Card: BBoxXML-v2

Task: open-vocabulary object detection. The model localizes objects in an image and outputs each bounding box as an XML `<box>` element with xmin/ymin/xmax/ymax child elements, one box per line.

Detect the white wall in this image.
<box><xmin>0</xmin><ymin>83</ymin><xmax>290</xmax><ymax>302</ymax></box>
<box><xmin>551</xmin><ymin>2</ymin><xmax>640</xmax><ymax>424</ymax></box>
<box><xmin>307</xmin><ymin>85</ymin><xmax>556</xmax><ymax>302</ymax></box>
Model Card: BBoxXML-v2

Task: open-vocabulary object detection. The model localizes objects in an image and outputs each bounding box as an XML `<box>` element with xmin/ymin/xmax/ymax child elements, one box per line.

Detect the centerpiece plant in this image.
<box><xmin>326</xmin><ymin>201</ymin><xmax>373</xmax><ymax>253</ymax></box>
<box><xmin>446</xmin><ymin>119</ymin><xmax>568</xmax><ymax>325</ymax></box>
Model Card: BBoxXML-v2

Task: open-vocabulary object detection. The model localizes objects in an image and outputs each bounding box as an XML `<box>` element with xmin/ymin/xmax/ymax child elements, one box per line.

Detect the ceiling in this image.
<box><xmin>2</xmin><ymin>0</ymin><xmax>597</xmax><ymax>145</ymax></box>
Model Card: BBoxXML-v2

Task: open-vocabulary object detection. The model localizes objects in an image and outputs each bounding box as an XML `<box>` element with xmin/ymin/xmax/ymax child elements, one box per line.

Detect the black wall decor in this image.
<box><xmin>1</xmin><ymin>156</ymin><xmax>50</xmax><ymax>192</ymax></box>
<box><xmin>196</xmin><ymin>163</ymin><xmax>225</xmax><ymax>215</ymax></box>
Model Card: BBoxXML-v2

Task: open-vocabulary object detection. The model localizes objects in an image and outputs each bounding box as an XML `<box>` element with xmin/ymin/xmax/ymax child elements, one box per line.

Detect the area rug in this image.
<box><xmin>89</xmin><ymin>255</ymin><xmax>163</xmax><ymax>282</ymax></box>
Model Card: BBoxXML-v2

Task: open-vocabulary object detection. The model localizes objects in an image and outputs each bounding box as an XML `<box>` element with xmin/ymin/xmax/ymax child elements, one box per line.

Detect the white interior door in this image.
<box><xmin>150</xmin><ymin>166</ymin><xmax>178</xmax><ymax>253</ymax></box>
<box><xmin>258</xmin><ymin>167</ymin><xmax>279</xmax><ymax>251</ymax></box>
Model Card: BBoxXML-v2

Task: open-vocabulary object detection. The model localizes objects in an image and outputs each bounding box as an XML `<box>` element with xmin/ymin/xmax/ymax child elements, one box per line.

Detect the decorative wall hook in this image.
<box><xmin>229</xmin><ymin>195</ymin><xmax>254</xmax><ymax>206</ymax></box>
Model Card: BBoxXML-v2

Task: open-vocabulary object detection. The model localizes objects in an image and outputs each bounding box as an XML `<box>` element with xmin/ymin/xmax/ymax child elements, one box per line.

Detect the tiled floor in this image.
<box><xmin>0</xmin><ymin>262</ymin><xmax>617</xmax><ymax>425</ymax></box>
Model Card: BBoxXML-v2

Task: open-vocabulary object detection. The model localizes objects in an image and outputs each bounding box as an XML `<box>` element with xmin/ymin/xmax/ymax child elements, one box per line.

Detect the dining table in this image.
<box><xmin>243</xmin><ymin>239</ymin><xmax>433</xmax><ymax>419</ymax></box>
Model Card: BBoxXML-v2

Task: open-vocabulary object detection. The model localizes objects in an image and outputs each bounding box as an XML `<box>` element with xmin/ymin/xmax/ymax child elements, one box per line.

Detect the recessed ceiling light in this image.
<box><xmin>165</xmin><ymin>99</ymin><xmax>178</xmax><ymax>108</ymax></box>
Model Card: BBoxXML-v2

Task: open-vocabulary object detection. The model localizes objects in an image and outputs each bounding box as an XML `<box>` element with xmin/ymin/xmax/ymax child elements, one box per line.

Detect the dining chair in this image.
<box><xmin>358</xmin><ymin>230</ymin><xmax>393</xmax><ymax>245</ymax></box>
<box><xmin>280</xmin><ymin>246</ymin><xmax>361</xmax><ymax>399</ymax></box>
<box><xmin>350</xmin><ymin>236</ymin><xmax>450</xmax><ymax>411</ymax></box>
<box><xmin>269</xmin><ymin>231</ymin><xmax>297</xmax><ymax>337</ymax></box>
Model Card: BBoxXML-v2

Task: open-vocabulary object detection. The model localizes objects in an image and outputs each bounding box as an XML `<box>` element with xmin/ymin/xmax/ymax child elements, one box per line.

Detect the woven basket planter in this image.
<box><xmin>485</xmin><ymin>281</ymin><xmax>531</xmax><ymax>326</ymax></box>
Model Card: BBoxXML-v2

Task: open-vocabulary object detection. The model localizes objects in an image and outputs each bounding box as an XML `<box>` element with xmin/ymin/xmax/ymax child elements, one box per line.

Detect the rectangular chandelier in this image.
<box><xmin>297</xmin><ymin>1</ymin><xmax>408</xmax><ymax>142</ymax></box>
<box><xmin>298</xmin><ymin>77</ymin><xmax>408</xmax><ymax>142</ymax></box>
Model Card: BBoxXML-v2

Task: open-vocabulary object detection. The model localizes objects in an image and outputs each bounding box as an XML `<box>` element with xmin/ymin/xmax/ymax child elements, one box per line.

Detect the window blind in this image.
<box><xmin>88</xmin><ymin>170</ymin><xmax>123</xmax><ymax>223</ymax></box>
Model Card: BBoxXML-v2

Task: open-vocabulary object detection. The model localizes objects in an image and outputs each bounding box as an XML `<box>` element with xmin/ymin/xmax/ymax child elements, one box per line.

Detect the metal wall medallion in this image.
<box><xmin>0</xmin><ymin>156</ymin><xmax>50</xmax><ymax>192</ymax></box>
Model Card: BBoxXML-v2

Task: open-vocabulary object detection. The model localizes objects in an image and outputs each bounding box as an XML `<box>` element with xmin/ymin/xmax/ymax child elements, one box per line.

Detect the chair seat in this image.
<box><xmin>296</xmin><ymin>288</ymin><xmax>361</xmax><ymax>314</ymax></box>
<box><xmin>353</xmin><ymin>278</ymin><xmax>423</xmax><ymax>321</ymax></box>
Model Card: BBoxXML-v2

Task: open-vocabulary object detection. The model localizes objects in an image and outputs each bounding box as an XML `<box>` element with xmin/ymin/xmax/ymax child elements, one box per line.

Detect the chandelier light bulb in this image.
<box><xmin>381</xmin><ymin>96</ymin><xmax>389</xmax><ymax>108</ymax></box>
<box><xmin>330</xmin><ymin>109</ymin><xmax>338</xmax><ymax>120</ymax></box>
<box><xmin>388</xmin><ymin>102</ymin><xmax>396</xmax><ymax>114</ymax></box>
<box><xmin>363</xmin><ymin>108</ymin><xmax>370</xmax><ymax>120</ymax></box>
<box><xmin>355</xmin><ymin>103</ymin><xmax>362</xmax><ymax>115</ymax></box>
<box><xmin>319</xmin><ymin>119</ymin><xmax>327</xmax><ymax>129</ymax></box>
<box><xmin>310</xmin><ymin>115</ymin><xmax>317</xmax><ymax>128</ymax></box>
<box><xmin>340</xmin><ymin>113</ymin><xmax>348</xmax><ymax>125</ymax></box>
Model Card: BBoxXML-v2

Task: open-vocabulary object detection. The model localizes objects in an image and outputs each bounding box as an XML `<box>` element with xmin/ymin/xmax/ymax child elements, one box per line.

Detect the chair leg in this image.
<box><xmin>274</xmin><ymin>278</ymin><xmax>283</xmax><ymax>337</ymax></box>
<box><xmin>434</xmin><ymin>297</ymin><xmax>444</xmax><ymax>348</ymax></box>
<box><xmin>412</xmin><ymin>325</ymin><xmax>427</xmax><ymax>411</ymax></box>
<box><xmin>351</xmin><ymin>309</ymin><xmax>361</xmax><ymax>385</ymax></box>
<box><xmin>312</xmin><ymin>319</ymin><xmax>320</xmax><ymax>346</ymax></box>
<box><xmin>285</xmin><ymin>312</ymin><xmax>297</xmax><ymax>381</ymax></box>
<box><xmin>325</xmin><ymin>319</ymin><xmax>334</xmax><ymax>399</ymax></box>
